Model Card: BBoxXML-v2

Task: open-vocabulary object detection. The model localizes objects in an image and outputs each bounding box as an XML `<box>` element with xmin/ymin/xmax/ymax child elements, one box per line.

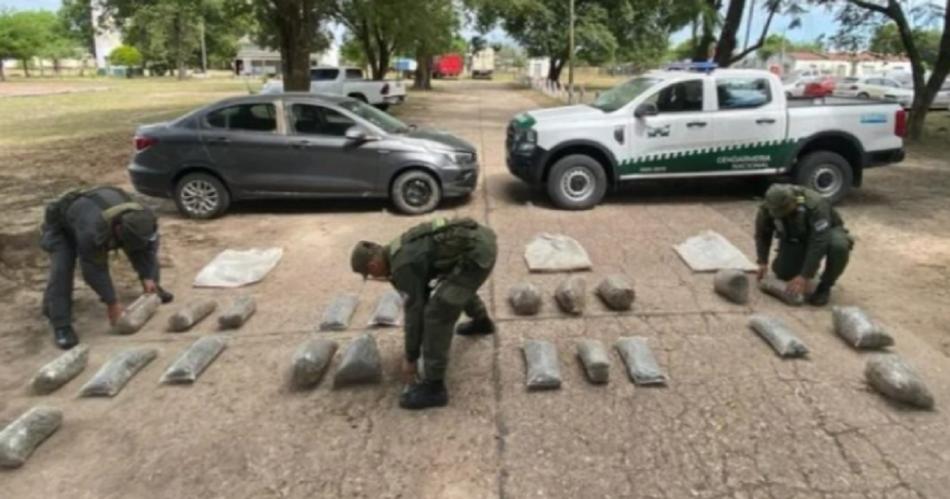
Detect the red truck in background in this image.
<box><xmin>433</xmin><ymin>53</ymin><xmax>463</xmax><ymax>79</ymax></box>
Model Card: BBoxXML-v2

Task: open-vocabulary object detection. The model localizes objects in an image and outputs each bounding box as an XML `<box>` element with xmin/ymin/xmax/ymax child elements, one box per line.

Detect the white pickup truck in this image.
<box><xmin>261</xmin><ymin>66</ymin><xmax>407</xmax><ymax>109</ymax></box>
<box><xmin>507</xmin><ymin>65</ymin><xmax>906</xmax><ymax>209</ymax></box>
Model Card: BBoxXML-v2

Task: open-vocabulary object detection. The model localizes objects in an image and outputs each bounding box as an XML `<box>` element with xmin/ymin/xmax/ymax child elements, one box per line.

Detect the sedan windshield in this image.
<box><xmin>339</xmin><ymin>100</ymin><xmax>410</xmax><ymax>134</ymax></box>
<box><xmin>590</xmin><ymin>77</ymin><xmax>660</xmax><ymax>112</ymax></box>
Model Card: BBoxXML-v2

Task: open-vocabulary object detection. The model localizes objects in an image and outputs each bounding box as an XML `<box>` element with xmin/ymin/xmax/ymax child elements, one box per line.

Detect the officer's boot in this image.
<box><xmin>156</xmin><ymin>285</ymin><xmax>175</xmax><ymax>304</ymax></box>
<box><xmin>456</xmin><ymin>316</ymin><xmax>495</xmax><ymax>336</ymax></box>
<box><xmin>399</xmin><ymin>380</ymin><xmax>449</xmax><ymax>410</ymax></box>
<box><xmin>53</xmin><ymin>326</ymin><xmax>79</xmax><ymax>350</ymax></box>
<box><xmin>808</xmin><ymin>282</ymin><xmax>832</xmax><ymax>306</ymax></box>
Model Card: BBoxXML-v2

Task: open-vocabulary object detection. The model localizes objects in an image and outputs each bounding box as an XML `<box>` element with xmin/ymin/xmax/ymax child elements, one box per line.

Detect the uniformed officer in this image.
<box><xmin>755</xmin><ymin>183</ymin><xmax>852</xmax><ymax>306</ymax></box>
<box><xmin>350</xmin><ymin>217</ymin><xmax>497</xmax><ymax>410</ymax></box>
<box><xmin>41</xmin><ymin>186</ymin><xmax>172</xmax><ymax>350</ymax></box>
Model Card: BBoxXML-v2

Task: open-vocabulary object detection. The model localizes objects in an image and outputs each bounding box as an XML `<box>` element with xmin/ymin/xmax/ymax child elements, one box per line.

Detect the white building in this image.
<box><xmin>233</xmin><ymin>36</ymin><xmax>340</xmax><ymax>76</ymax></box>
<box><xmin>762</xmin><ymin>51</ymin><xmax>911</xmax><ymax>78</ymax></box>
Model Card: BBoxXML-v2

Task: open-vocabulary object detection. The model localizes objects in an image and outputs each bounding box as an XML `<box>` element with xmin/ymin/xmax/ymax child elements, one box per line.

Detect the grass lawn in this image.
<box><xmin>0</xmin><ymin>76</ymin><xmax>260</xmax><ymax>149</ymax></box>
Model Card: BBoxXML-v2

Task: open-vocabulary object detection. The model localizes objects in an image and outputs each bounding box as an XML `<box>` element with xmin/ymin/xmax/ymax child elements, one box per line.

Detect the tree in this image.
<box><xmin>0</xmin><ymin>10</ymin><xmax>58</xmax><ymax>78</ymax></box>
<box><xmin>104</xmin><ymin>0</ymin><xmax>200</xmax><ymax>79</ymax></box>
<box><xmin>814</xmin><ymin>0</ymin><xmax>950</xmax><ymax>141</ymax></box>
<box><xmin>109</xmin><ymin>44</ymin><xmax>142</xmax><ymax>66</ymax></box>
<box><xmin>871</xmin><ymin>23</ymin><xmax>941</xmax><ymax>70</ymax></box>
<box><xmin>60</xmin><ymin>0</ymin><xmax>95</xmax><ymax>57</ymax></box>
<box><xmin>248</xmin><ymin>0</ymin><xmax>332</xmax><ymax>90</ymax></box>
<box><xmin>409</xmin><ymin>0</ymin><xmax>457</xmax><ymax>90</ymax></box>
<box><xmin>331</xmin><ymin>0</ymin><xmax>410</xmax><ymax>80</ymax></box>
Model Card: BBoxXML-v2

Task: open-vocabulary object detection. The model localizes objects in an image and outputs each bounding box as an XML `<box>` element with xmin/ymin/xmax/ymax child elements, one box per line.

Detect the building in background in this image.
<box><xmin>760</xmin><ymin>51</ymin><xmax>910</xmax><ymax>78</ymax></box>
<box><xmin>233</xmin><ymin>36</ymin><xmax>340</xmax><ymax>76</ymax></box>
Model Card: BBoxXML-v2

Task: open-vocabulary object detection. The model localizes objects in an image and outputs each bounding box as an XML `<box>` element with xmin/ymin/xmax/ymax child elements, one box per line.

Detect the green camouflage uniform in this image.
<box><xmin>755</xmin><ymin>186</ymin><xmax>852</xmax><ymax>287</ymax></box>
<box><xmin>384</xmin><ymin>217</ymin><xmax>497</xmax><ymax>381</ymax></box>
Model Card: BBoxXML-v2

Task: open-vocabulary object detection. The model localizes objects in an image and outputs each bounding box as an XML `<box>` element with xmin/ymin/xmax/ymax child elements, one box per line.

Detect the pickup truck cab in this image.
<box><xmin>507</xmin><ymin>65</ymin><xmax>906</xmax><ymax>209</ymax></box>
<box><xmin>262</xmin><ymin>67</ymin><xmax>406</xmax><ymax>109</ymax></box>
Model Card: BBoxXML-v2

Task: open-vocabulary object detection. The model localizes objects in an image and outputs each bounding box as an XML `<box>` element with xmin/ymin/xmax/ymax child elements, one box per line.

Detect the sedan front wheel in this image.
<box><xmin>174</xmin><ymin>172</ymin><xmax>231</xmax><ymax>219</ymax></box>
<box><xmin>391</xmin><ymin>170</ymin><xmax>442</xmax><ymax>215</ymax></box>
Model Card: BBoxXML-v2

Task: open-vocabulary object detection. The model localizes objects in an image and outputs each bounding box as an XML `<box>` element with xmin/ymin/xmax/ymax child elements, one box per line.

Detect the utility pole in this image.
<box><xmin>568</xmin><ymin>0</ymin><xmax>575</xmax><ymax>104</ymax></box>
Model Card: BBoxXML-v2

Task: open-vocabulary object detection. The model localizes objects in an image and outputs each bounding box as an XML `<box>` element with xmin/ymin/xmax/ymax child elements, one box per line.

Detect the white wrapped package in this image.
<box><xmin>193</xmin><ymin>248</ymin><xmax>284</xmax><ymax>288</ymax></box>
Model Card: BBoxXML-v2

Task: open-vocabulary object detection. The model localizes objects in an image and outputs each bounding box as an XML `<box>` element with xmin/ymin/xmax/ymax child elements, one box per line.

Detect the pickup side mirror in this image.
<box><xmin>634</xmin><ymin>102</ymin><xmax>659</xmax><ymax>119</ymax></box>
<box><xmin>345</xmin><ymin>126</ymin><xmax>377</xmax><ymax>143</ymax></box>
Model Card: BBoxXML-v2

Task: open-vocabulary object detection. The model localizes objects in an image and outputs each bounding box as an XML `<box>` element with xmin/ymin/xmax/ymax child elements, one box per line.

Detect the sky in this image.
<box><xmin>0</xmin><ymin>0</ymin><xmax>926</xmax><ymax>48</ymax></box>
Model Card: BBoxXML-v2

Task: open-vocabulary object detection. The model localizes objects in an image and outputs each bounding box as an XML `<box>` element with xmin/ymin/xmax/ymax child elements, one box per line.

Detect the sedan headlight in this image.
<box><xmin>444</xmin><ymin>151</ymin><xmax>475</xmax><ymax>164</ymax></box>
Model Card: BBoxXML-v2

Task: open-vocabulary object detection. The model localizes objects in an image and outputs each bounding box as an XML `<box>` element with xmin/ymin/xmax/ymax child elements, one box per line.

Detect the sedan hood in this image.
<box><xmin>405</xmin><ymin>128</ymin><xmax>475</xmax><ymax>152</ymax></box>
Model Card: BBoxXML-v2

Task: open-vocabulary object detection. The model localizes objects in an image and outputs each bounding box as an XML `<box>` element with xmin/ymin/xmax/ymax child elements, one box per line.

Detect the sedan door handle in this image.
<box><xmin>756</xmin><ymin>118</ymin><xmax>777</xmax><ymax>125</ymax></box>
<box><xmin>686</xmin><ymin>121</ymin><xmax>707</xmax><ymax>128</ymax></box>
<box><xmin>291</xmin><ymin>140</ymin><xmax>312</xmax><ymax>149</ymax></box>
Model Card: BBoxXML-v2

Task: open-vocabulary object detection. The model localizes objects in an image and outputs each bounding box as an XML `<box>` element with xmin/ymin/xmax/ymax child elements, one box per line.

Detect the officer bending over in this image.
<box><xmin>755</xmin><ymin>184</ymin><xmax>852</xmax><ymax>306</ymax></box>
<box><xmin>41</xmin><ymin>186</ymin><xmax>172</xmax><ymax>350</ymax></box>
<box><xmin>350</xmin><ymin>217</ymin><xmax>497</xmax><ymax>410</ymax></box>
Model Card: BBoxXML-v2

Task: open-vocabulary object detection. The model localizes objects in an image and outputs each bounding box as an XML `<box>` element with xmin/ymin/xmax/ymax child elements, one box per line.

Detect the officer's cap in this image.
<box><xmin>350</xmin><ymin>241</ymin><xmax>383</xmax><ymax>278</ymax></box>
<box><xmin>764</xmin><ymin>184</ymin><xmax>798</xmax><ymax>217</ymax></box>
<box><xmin>119</xmin><ymin>209</ymin><xmax>157</xmax><ymax>252</ymax></box>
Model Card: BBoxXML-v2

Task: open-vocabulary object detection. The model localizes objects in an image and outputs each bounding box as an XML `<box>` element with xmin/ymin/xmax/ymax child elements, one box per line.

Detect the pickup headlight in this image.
<box><xmin>515</xmin><ymin>128</ymin><xmax>537</xmax><ymax>144</ymax></box>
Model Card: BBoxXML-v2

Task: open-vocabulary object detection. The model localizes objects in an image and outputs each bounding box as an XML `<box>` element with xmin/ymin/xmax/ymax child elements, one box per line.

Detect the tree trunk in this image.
<box><xmin>0</xmin><ymin>60</ymin><xmax>5</xmax><ymax>81</ymax></box>
<box><xmin>692</xmin><ymin>0</ymin><xmax>719</xmax><ymax>61</ymax></box>
<box><xmin>21</xmin><ymin>59</ymin><xmax>30</xmax><ymax>77</ymax></box>
<box><xmin>175</xmin><ymin>12</ymin><xmax>186</xmax><ymax>80</ymax></box>
<box><xmin>714</xmin><ymin>0</ymin><xmax>745</xmax><ymax>67</ymax></box>
<box><xmin>413</xmin><ymin>49</ymin><xmax>432</xmax><ymax>90</ymax></box>
<box><xmin>276</xmin><ymin>0</ymin><xmax>314</xmax><ymax>92</ymax></box>
<box><xmin>54</xmin><ymin>58</ymin><xmax>62</xmax><ymax>76</ymax></box>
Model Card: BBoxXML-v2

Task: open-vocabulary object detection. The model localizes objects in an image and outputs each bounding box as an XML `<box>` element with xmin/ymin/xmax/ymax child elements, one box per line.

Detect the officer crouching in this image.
<box><xmin>41</xmin><ymin>186</ymin><xmax>173</xmax><ymax>349</ymax></box>
<box><xmin>755</xmin><ymin>183</ymin><xmax>853</xmax><ymax>305</ymax></box>
<box><xmin>350</xmin><ymin>217</ymin><xmax>497</xmax><ymax>410</ymax></box>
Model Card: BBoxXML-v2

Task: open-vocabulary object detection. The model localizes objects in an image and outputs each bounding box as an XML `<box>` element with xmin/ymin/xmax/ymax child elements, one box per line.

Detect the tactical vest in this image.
<box><xmin>773</xmin><ymin>188</ymin><xmax>843</xmax><ymax>243</ymax></box>
<box><xmin>390</xmin><ymin>217</ymin><xmax>493</xmax><ymax>271</ymax></box>
<box><xmin>45</xmin><ymin>187</ymin><xmax>145</xmax><ymax>237</ymax></box>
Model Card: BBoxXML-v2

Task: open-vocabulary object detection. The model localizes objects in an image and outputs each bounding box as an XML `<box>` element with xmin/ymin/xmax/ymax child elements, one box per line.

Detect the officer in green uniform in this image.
<box><xmin>41</xmin><ymin>186</ymin><xmax>173</xmax><ymax>350</ymax></box>
<box><xmin>350</xmin><ymin>217</ymin><xmax>497</xmax><ymax>410</ymax></box>
<box><xmin>755</xmin><ymin>184</ymin><xmax>852</xmax><ymax>306</ymax></box>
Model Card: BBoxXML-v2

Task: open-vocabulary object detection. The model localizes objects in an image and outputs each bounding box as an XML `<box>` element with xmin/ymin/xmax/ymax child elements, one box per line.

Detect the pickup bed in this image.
<box><xmin>262</xmin><ymin>67</ymin><xmax>406</xmax><ymax>109</ymax></box>
<box><xmin>507</xmin><ymin>67</ymin><xmax>906</xmax><ymax>209</ymax></box>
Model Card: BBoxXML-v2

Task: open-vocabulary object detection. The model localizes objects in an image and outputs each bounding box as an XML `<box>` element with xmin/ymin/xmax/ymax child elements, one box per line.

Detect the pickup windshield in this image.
<box><xmin>340</xmin><ymin>100</ymin><xmax>410</xmax><ymax>134</ymax></box>
<box><xmin>590</xmin><ymin>77</ymin><xmax>660</xmax><ymax>112</ymax></box>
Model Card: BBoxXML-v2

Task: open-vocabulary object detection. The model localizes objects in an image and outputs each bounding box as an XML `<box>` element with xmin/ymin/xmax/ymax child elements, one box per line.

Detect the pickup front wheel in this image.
<box><xmin>546</xmin><ymin>154</ymin><xmax>608</xmax><ymax>210</ymax></box>
<box><xmin>794</xmin><ymin>151</ymin><xmax>853</xmax><ymax>204</ymax></box>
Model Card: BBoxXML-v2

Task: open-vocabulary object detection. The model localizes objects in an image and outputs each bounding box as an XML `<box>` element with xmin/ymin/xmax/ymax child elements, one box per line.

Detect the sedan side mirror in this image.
<box><xmin>345</xmin><ymin>126</ymin><xmax>376</xmax><ymax>143</ymax></box>
<box><xmin>634</xmin><ymin>102</ymin><xmax>659</xmax><ymax>119</ymax></box>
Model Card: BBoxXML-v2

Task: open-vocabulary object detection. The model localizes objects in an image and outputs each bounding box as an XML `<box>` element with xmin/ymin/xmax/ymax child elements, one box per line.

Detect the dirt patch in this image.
<box><xmin>0</xmin><ymin>83</ymin><xmax>110</xmax><ymax>98</ymax></box>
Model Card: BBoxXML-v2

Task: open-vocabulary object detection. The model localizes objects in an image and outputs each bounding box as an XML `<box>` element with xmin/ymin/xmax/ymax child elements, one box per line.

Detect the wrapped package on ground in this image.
<box><xmin>713</xmin><ymin>269</ymin><xmax>750</xmax><ymax>304</ymax></box>
<box><xmin>555</xmin><ymin>275</ymin><xmax>586</xmax><ymax>315</ymax></box>
<box><xmin>832</xmin><ymin>306</ymin><xmax>895</xmax><ymax>349</ymax></box>
<box><xmin>615</xmin><ymin>337</ymin><xmax>667</xmax><ymax>385</ymax></box>
<box><xmin>319</xmin><ymin>293</ymin><xmax>359</xmax><ymax>331</ymax></box>
<box><xmin>758</xmin><ymin>275</ymin><xmax>804</xmax><ymax>306</ymax></box>
<box><xmin>112</xmin><ymin>294</ymin><xmax>161</xmax><ymax>334</ymax></box>
<box><xmin>333</xmin><ymin>334</ymin><xmax>382</xmax><ymax>387</ymax></box>
<box><xmin>508</xmin><ymin>282</ymin><xmax>542</xmax><ymax>316</ymax></box>
<box><xmin>218</xmin><ymin>295</ymin><xmax>256</xmax><ymax>329</ymax></box>
<box><xmin>0</xmin><ymin>406</ymin><xmax>63</xmax><ymax>468</ymax></box>
<box><xmin>160</xmin><ymin>336</ymin><xmax>227</xmax><ymax>384</ymax></box>
<box><xmin>368</xmin><ymin>290</ymin><xmax>403</xmax><ymax>327</ymax></box>
<box><xmin>576</xmin><ymin>339</ymin><xmax>610</xmax><ymax>384</ymax></box>
<box><xmin>747</xmin><ymin>314</ymin><xmax>809</xmax><ymax>358</ymax></box>
<box><xmin>596</xmin><ymin>275</ymin><xmax>635</xmax><ymax>311</ymax></box>
<box><xmin>522</xmin><ymin>340</ymin><xmax>561</xmax><ymax>390</ymax></box>
<box><xmin>78</xmin><ymin>347</ymin><xmax>158</xmax><ymax>397</ymax></box>
<box><xmin>291</xmin><ymin>338</ymin><xmax>338</xmax><ymax>389</ymax></box>
<box><xmin>31</xmin><ymin>345</ymin><xmax>89</xmax><ymax>394</ymax></box>
<box><xmin>865</xmin><ymin>355</ymin><xmax>934</xmax><ymax>409</ymax></box>
<box><xmin>167</xmin><ymin>299</ymin><xmax>217</xmax><ymax>332</ymax></box>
